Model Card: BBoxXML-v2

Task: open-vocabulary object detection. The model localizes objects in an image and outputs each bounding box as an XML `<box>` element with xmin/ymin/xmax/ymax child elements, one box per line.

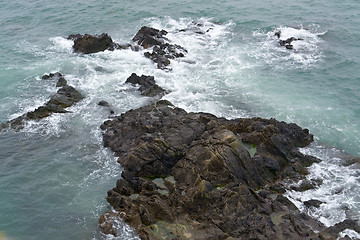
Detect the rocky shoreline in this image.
<box><xmin>1</xmin><ymin>25</ymin><xmax>359</xmax><ymax>239</ymax></box>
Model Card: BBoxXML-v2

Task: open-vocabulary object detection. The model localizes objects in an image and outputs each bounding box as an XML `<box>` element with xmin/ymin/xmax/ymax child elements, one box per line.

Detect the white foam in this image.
<box><xmin>286</xmin><ymin>142</ymin><xmax>360</xmax><ymax>227</ymax></box>
<box><xmin>338</xmin><ymin>229</ymin><xmax>360</xmax><ymax>240</ymax></box>
<box><xmin>98</xmin><ymin>210</ymin><xmax>140</xmax><ymax>240</ymax></box>
<box><xmin>48</xmin><ymin>36</ymin><xmax>74</xmax><ymax>53</ymax></box>
<box><xmin>250</xmin><ymin>25</ymin><xmax>325</xmax><ymax>68</ymax></box>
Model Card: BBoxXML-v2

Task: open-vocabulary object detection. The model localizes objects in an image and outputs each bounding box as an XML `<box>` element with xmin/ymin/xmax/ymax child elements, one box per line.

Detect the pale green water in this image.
<box><xmin>0</xmin><ymin>0</ymin><xmax>359</xmax><ymax>239</ymax></box>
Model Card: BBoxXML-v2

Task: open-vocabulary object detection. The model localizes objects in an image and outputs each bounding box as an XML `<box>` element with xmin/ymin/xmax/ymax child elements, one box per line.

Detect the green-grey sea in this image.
<box><xmin>1</xmin><ymin>0</ymin><xmax>359</xmax><ymax>239</ymax></box>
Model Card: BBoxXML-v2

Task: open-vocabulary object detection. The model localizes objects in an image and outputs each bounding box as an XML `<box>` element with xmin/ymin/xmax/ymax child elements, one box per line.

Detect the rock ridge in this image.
<box><xmin>1</xmin><ymin>73</ymin><xmax>84</xmax><ymax>130</ymax></box>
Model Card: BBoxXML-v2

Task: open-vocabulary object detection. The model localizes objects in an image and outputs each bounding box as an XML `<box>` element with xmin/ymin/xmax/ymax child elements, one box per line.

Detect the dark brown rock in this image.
<box><xmin>132</xmin><ymin>26</ymin><xmax>168</xmax><ymax>49</ymax></box>
<box><xmin>125</xmin><ymin>73</ymin><xmax>166</xmax><ymax>97</ymax></box>
<box><xmin>69</xmin><ymin>33</ymin><xmax>118</xmax><ymax>54</ymax></box>
<box><xmin>144</xmin><ymin>43</ymin><xmax>187</xmax><ymax>69</ymax></box>
<box><xmin>47</xmin><ymin>85</ymin><xmax>84</xmax><ymax>108</ymax></box>
<box><xmin>2</xmin><ymin>85</ymin><xmax>84</xmax><ymax>130</ymax></box>
<box><xmin>99</xmin><ymin>211</ymin><xmax>119</xmax><ymax>236</ymax></box>
<box><xmin>99</xmin><ymin>100</ymin><xmax>356</xmax><ymax>239</ymax></box>
<box><xmin>42</xmin><ymin>72</ymin><xmax>67</xmax><ymax>87</ymax></box>
<box><xmin>56</xmin><ymin>77</ymin><xmax>67</xmax><ymax>87</ymax></box>
<box><xmin>42</xmin><ymin>72</ymin><xmax>63</xmax><ymax>80</ymax></box>
<box><xmin>275</xmin><ymin>31</ymin><xmax>281</xmax><ymax>38</ymax></box>
<box><xmin>132</xmin><ymin>26</ymin><xmax>187</xmax><ymax>69</ymax></box>
<box><xmin>98</xmin><ymin>100</ymin><xmax>110</xmax><ymax>107</ymax></box>
<box><xmin>304</xmin><ymin>199</ymin><xmax>323</xmax><ymax>208</ymax></box>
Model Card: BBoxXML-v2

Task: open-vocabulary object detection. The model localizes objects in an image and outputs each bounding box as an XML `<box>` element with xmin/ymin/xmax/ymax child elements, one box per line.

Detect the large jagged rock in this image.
<box><xmin>99</xmin><ymin>100</ymin><xmax>355</xmax><ymax>239</ymax></box>
<box><xmin>125</xmin><ymin>73</ymin><xmax>167</xmax><ymax>97</ymax></box>
<box><xmin>132</xmin><ymin>26</ymin><xmax>168</xmax><ymax>49</ymax></box>
<box><xmin>1</xmin><ymin>84</ymin><xmax>84</xmax><ymax>130</ymax></box>
<box><xmin>132</xmin><ymin>26</ymin><xmax>187</xmax><ymax>69</ymax></box>
<box><xmin>68</xmin><ymin>33</ymin><xmax>119</xmax><ymax>54</ymax></box>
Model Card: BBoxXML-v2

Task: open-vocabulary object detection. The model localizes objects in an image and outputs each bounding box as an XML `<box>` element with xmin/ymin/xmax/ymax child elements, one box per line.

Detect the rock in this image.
<box><xmin>67</xmin><ymin>34</ymin><xmax>82</xmax><ymax>41</ymax></box>
<box><xmin>98</xmin><ymin>100</ymin><xmax>115</xmax><ymax>115</ymax></box>
<box><xmin>42</xmin><ymin>72</ymin><xmax>67</xmax><ymax>87</ymax></box>
<box><xmin>2</xmin><ymin>85</ymin><xmax>84</xmax><ymax>130</ymax></box>
<box><xmin>99</xmin><ymin>211</ymin><xmax>119</xmax><ymax>236</ymax></box>
<box><xmin>144</xmin><ymin>43</ymin><xmax>187</xmax><ymax>69</ymax></box>
<box><xmin>125</xmin><ymin>73</ymin><xmax>166</xmax><ymax>97</ymax></box>
<box><xmin>47</xmin><ymin>85</ymin><xmax>84</xmax><ymax>108</ymax></box>
<box><xmin>275</xmin><ymin>31</ymin><xmax>281</xmax><ymax>38</ymax></box>
<box><xmin>278</xmin><ymin>36</ymin><xmax>303</xmax><ymax>50</ymax></box>
<box><xmin>69</xmin><ymin>33</ymin><xmax>118</xmax><ymax>54</ymax></box>
<box><xmin>56</xmin><ymin>77</ymin><xmax>67</xmax><ymax>87</ymax></box>
<box><xmin>304</xmin><ymin>199</ymin><xmax>323</xmax><ymax>208</ymax></box>
<box><xmin>318</xmin><ymin>219</ymin><xmax>360</xmax><ymax>240</ymax></box>
<box><xmin>132</xmin><ymin>26</ymin><xmax>168</xmax><ymax>49</ymax></box>
<box><xmin>98</xmin><ymin>100</ymin><xmax>353</xmax><ymax>239</ymax></box>
<box><xmin>42</xmin><ymin>72</ymin><xmax>63</xmax><ymax>80</ymax></box>
<box><xmin>98</xmin><ymin>100</ymin><xmax>110</xmax><ymax>107</ymax></box>
<box><xmin>132</xmin><ymin>26</ymin><xmax>187</xmax><ymax>69</ymax></box>
<box><xmin>291</xmin><ymin>179</ymin><xmax>320</xmax><ymax>192</ymax></box>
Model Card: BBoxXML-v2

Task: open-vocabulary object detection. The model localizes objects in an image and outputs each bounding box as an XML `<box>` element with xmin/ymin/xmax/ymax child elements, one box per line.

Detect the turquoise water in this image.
<box><xmin>0</xmin><ymin>0</ymin><xmax>359</xmax><ymax>239</ymax></box>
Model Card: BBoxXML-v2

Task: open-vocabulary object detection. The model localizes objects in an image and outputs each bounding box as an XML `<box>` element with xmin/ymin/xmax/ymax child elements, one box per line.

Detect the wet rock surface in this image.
<box><xmin>132</xmin><ymin>26</ymin><xmax>168</xmax><ymax>49</ymax></box>
<box><xmin>132</xmin><ymin>26</ymin><xmax>187</xmax><ymax>69</ymax></box>
<box><xmin>99</xmin><ymin>100</ymin><xmax>356</xmax><ymax>239</ymax></box>
<box><xmin>304</xmin><ymin>199</ymin><xmax>323</xmax><ymax>209</ymax></box>
<box><xmin>1</xmin><ymin>76</ymin><xmax>84</xmax><ymax>130</ymax></box>
<box><xmin>125</xmin><ymin>73</ymin><xmax>167</xmax><ymax>97</ymax></box>
<box><xmin>42</xmin><ymin>72</ymin><xmax>68</xmax><ymax>87</ymax></box>
<box><xmin>68</xmin><ymin>33</ymin><xmax>120</xmax><ymax>54</ymax></box>
<box><xmin>68</xmin><ymin>27</ymin><xmax>188</xmax><ymax>69</ymax></box>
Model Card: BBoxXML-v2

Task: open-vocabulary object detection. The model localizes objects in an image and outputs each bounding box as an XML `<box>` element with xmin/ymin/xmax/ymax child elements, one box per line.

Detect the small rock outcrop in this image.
<box><xmin>275</xmin><ymin>31</ymin><xmax>303</xmax><ymax>50</ymax></box>
<box><xmin>132</xmin><ymin>26</ymin><xmax>187</xmax><ymax>69</ymax></box>
<box><xmin>132</xmin><ymin>26</ymin><xmax>168</xmax><ymax>49</ymax></box>
<box><xmin>1</xmin><ymin>83</ymin><xmax>84</xmax><ymax>130</ymax></box>
<box><xmin>68</xmin><ymin>33</ymin><xmax>120</xmax><ymax>54</ymax></box>
<box><xmin>42</xmin><ymin>72</ymin><xmax>63</xmax><ymax>80</ymax></box>
<box><xmin>42</xmin><ymin>72</ymin><xmax>67</xmax><ymax>87</ymax></box>
<box><xmin>98</xmin><ymin>100</ymin><xmax>115</xmax><ymax>115</ymax></box>
<box><xmin>99</xmin><ymin>100</ymin><xmax>355</xmax><ymax>239</ymax></box>
<box><xmin>125</xmin><ymin>73</ymin><xmax>167</xmax><ymax>97</ymax></box>
<box><xmin>67</xmin><ymin>27</ymin><xmax>188</xmax><ymax>69</ymax></box>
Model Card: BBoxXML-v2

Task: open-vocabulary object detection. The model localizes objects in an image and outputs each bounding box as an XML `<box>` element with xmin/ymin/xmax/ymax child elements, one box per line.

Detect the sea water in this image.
<box><xmin>0</xmin><ymin>0</ymin><xmax>359</xmax><ymax>239</ymax></box>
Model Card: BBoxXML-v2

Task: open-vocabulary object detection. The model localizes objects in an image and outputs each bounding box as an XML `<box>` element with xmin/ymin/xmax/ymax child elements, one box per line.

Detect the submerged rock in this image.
<box><xmin>98</xmin><ymin>100</ymin><xmax>115</xmax><ymax>115</ymax></box>
<box><xmin>1</xmin><ymin>84</ymin><xmax>84</xmax><ymax>130</ymax></box>
<box><xmin>98</xmin><ymin>100</ymin><xmax>353</xmax><ymax>239</ymax></box>
<box><xmin>125</xmin><ymin>73</ymin><xmax>167</xmax><ymax>97</ymax></box>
